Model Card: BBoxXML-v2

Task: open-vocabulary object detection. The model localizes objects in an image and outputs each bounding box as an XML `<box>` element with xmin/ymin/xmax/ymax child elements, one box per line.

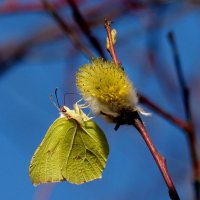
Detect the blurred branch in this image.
<box><xmin>167</xmin><ymin>32</ymin><xmax>191</xmax><ymax>120</ymax></box>
<box><xmin>0</xmin><ymin>0</ymin><xmax>128</xmax><ymax>74</ymax></box>
<box><xmin>34</xmin><ymin>184</ymin><xmax>55</xmax><ymax>200</ymax></box>
<box><xmin>42</xmin><ymin>0</ymin><xmax>93</xmax><ymax>59</ymax></box>
<box><xmin>0</xmin><ymin>0</ymin><xmax>67</xmax><ymax>15</ymax></box>
<box><xmin>168</xmin><ymin>31</ymin><xmax>199</xmax><ymax>200</ymax></box>
<box><xmin>138</xmin><ymin>93</ymin><xmax>190</xmax><ymax>131</ymax></box>
<box><xmin>1</xmin><ymin>1</ymin><xmax>192</xmax><ymax>76</ymax></box>
<box><xmin>0</xmin><ymin>24</ymin><xmax>66</xmax><ymax>75</ymax></box>
<box><xmin>105</xmin><ymin>19</ymin><xmax>180</xmax><ymax>200</ymax></box>
<box><xmin>0</xmin><ymin>42</ymin><xmax>28</xmax><ymax>74</ymax></box>
<box><xmin>67</xmin><ymin>0</ymin><xmax>106</xmax><ymax>59</ymax></box>
<box><xmin>125</xmin><ymin>0</ymin><xmax>147</xmax><ymax>10</ymax></box>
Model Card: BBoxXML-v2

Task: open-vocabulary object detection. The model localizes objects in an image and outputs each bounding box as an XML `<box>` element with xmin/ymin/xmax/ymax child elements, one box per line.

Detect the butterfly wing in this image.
<box><xmin>61</xmin><ymin>119</ymin><xmax>109</xmax><ymax>184</ymax></box>
<box><xmin>29</xmin><ymin>117</ymin><xmax>109</xmax><ymax>185</ymax></box>
<box><xmin>29</xmin><ymin>117</ymin><xmax>75</xmax><ymax>185</ymax></box>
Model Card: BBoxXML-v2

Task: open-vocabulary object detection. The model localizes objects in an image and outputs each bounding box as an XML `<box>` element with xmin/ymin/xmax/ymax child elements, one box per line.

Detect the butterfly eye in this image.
<box><xmin>60</xmin><ymin>107</ymin><xmax>67</xmax><ymax>113</ymax></box>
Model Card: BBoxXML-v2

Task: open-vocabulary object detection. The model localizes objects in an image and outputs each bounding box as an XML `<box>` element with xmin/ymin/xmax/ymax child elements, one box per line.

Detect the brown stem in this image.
<box><xmin>42</xmin><ymin>0</ymin><xmax>93</xmax><ymax>59</ymax></box>
<box><xmin>140</xmin><ymin>92</ymin><xmax>200</xmax><ymax>198</ymax></box>
<box><xmin>168</xmin><ymin>31</ymin><xmax>199</xmax><ymax>200</ymax></box>
<box><xmin>132</xmin><ymin>113</ymin><xmax>180</xmax><ymax>200</ymax></box>
<box><xmin>104</xmin><ymin>20</ymin><xmax>120</xmax><ymax>65</ymax></box>
<box><xmin>139</xmin><ymin>94</ymin><xmax>200</xmax><ymax>190</ymax></box>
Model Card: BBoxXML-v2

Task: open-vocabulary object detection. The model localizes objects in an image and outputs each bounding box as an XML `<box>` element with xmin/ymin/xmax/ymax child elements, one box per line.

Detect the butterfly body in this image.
<box><xmin>59</xmin><ymin>104</ymin><xmax>88</xmax><ymax>123</ymax></box>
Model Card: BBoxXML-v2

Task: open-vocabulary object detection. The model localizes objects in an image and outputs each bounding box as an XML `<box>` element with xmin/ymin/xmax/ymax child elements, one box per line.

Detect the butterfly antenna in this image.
<box><xmin>49</xmin><ymin>94</ymin><xmax>60</xmax><ymax>110</ymax></box>
<box><xmin>55</xmin><ymin>88</ymin><xmax>61</xmax><ymax>109</ymax></box>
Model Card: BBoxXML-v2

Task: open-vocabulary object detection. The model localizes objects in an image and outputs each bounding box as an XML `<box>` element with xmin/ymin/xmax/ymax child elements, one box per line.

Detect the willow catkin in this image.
<box><xmin>76</xmin><ymin>58</ymin><xmax>144</xmax><ymax>122</ymax></box>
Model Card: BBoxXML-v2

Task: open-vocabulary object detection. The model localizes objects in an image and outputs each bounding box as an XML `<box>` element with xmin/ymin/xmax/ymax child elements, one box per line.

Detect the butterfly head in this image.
<box><xmin>59</xmin><ymin>106</ymin><xmax>73</xmax><ymax>119</ymax></box>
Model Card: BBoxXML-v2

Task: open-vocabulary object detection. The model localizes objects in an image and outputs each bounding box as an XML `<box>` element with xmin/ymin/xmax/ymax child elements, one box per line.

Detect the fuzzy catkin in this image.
<box><xmin>76</xmin><ymin>58</ymin><xmax>138</xmax><ymax>122</ymax></box>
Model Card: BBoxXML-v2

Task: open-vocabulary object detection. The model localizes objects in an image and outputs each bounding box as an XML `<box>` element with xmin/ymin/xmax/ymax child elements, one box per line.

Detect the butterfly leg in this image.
<box><xmin>76</xmin><ymin>98</ymin><xmax>84</xmax><ymax>105</ymax></box>
<box><xmin>79</xmin><ymin>104</ymin><xmax>90</xmax><ymax>109</ymax></box>
<box><xmin>83</xmin><ymin>116</ymin><xmax>94</xmax><ymax>121</ymax></box>
<box><xmin>82</xmin><ymin>110</ymin><xmax>95</xmax><ymax>121</ymax></box>
<box><xmin>75</xmin><ymin>98</ymin><xmax>90</xmax><ymax>109</ymax></box>
<box><xmin>73</xmin><ymin>101</ymin><xmax>89</xmax><ymax>116</ymax></box>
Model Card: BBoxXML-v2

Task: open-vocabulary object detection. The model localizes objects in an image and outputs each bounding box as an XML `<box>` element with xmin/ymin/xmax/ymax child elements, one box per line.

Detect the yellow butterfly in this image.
<box><xmin>29</xmin><ymin>101</ymin><xmax>109</xmax><ymax>185</ymax></box>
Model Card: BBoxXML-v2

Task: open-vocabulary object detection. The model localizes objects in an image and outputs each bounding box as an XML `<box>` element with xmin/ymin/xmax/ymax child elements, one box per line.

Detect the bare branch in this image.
<box><xmin>168</xmin><ymin>32</ymin><xmax>191</xmax><ymax>120</ymax></box>
<box><xmin>104</xmin><ymin>20</ymin><xmax>120</xmax><ymax>65</ymax></box>
<box><xmin>138</xmin><ymin>93</ymin><xmax>189</xmax><ymax>131</ymax></box>
<box><xmin>42</xmin><ymin>0</ymin><xmax>93</xmax><ymax>59</ymax></box>
<box><xmin>0</xmin><ymin>0</ymin><xmax>67</xmax><ymax>15</ymax></box>
<box><xmin>132</xmin><ymin>113</ymin><xmax>180</xmax><ymax>200</ymax></box>
<box><xmin>67</xmin><ymin>0</ymin><xmax>106</xmax><ymax>59</ymax></box>
<box><xmin>168</xmin><ymin>31</ymin><xmax>199</xmax><ymax>200</ymax></box>
<box><xmin>0</xmin><ymin>1</ymin><xmax>131</xmax><ymax>74</ymax></box>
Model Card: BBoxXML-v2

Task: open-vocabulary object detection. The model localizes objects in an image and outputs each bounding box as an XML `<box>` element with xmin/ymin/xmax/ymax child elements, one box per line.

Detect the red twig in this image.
<box><xmin>168</xmin><ymin>31</ymin><xmax>199</xmax><ymax>200</ymax></box>
<box><xmin>104</xmin><ymin>20</ymin><xmax>120</xmax><ymax>65</ymax></box>
<box><xmin>0</xmin><ymin>1</ymin><xmax>67</xmax><ymax>15</ymax></box>
<box><xmin>132</xmin><ymin>113</ymin><xmax>180</xmax><ymax>200</ymax></box>
<box><xmin>105</xmin><ymin>20</ymin><xmax>180</xmax><ymax>200</ymax></box>
<box><xmin>138</xmin><ymin>93</ymin><xmax>189</xmax><ymax>131</ymax></box>
<box><xmin>67</xmin><ymin>0</ymin><xmax>106</xmax><ymax>59</ymax></box>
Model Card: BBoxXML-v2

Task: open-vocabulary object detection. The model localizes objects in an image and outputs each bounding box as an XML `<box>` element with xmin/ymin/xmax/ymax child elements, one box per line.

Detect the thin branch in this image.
<box><xmin>139</xmin><ymin>92</ymin><xmax>200</xmax><ymax>193</ymax></box>
<box><xmin>0</xmin><ymin>0</ymin><xmax>131</xmax><ymax>74</ymax></box>
<box><xmin>138</xmin><ymin>93</ymin><xmax>189</xmax><ymax>132</ymax></box>
<box><xmin>0</xmin><ymin>49</ymin><xmax>26</xmax><ymax>74</ymax></box>
<box><xmin>132</xmin><ymin>112</ymin><xmax>180</xmax><ymax>200</ymax></box>
<box><xmin>0</xmin><ymin>1</ymin><xmax>67</xmax><ymax>15</ymax></box>
<box><xmin>168</xmin><ymin>31</ymin><xmax>199</xmax><ymax>200</ymax></box>
<box><xmin>167</xmin><ymin>32</ymin><xmax>191</xmax><ymax>120</ymax></box>
<box><xmin>104</xmin><ymin>20</ymin><xmax>120</xmax><ymax>65</ymax></box>
<box><xmin>67</xmin><ymin>0</ymin><xmax>106</xmax><ymax>59</ymax></box>
<box><xmin>0</xmin><ymin>0</ymin><xmax>147</xmax><ymax>15</ymax></box>
<box><xmin>42</xmin><ymin>0</ymin><xmax>93</xmax><ymax>59</ymax></box>
<box><xmin>105</xmin><ymin>20</ymin><xmax>180</xmax><ymax>200</ymax></box>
